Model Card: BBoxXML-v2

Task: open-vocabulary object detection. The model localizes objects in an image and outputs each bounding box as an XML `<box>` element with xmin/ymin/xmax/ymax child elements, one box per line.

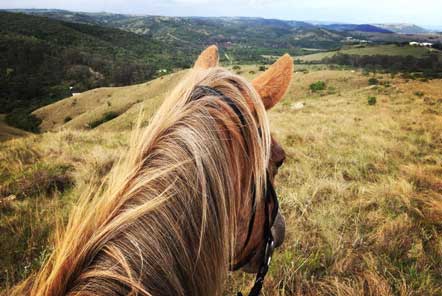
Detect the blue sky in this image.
<box><xmin>1</xmin><ymin>0</ymin><xmax>441</xmax><ymax>29</ymax></box>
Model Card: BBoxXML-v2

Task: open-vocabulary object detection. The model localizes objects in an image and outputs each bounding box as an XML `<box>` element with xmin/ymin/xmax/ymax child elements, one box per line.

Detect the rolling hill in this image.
<box><xmin>33</xmin><ymin>71</ymin><xmax>188</xmax><ymax>132</ymax></box>
<box><xmin>11</xmin><ymin>10</ymin><xmax>348</xmax><ymax>51</ymax></box>
<box><xmin>322</xmin><ymin>24</ymin><xmax>393</xmax><ymax>33</ymax></box>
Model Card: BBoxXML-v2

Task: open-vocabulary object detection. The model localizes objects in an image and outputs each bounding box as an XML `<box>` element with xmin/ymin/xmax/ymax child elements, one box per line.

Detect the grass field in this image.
<box><xmin>298</xmin><ymin>44</ymin><xmax>437</xmax><ymax>62</ymax></box>
<box><xmin>1</xmin><ymin>66</ymin><xmax>442</xmax><ymax>295</ymax></box>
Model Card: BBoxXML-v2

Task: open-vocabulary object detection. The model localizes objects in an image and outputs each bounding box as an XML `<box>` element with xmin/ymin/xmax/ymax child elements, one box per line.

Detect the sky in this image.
<box><xmin>1</xmin><ymin>0</ymin><xmax>441</xmax><ymax>29</ymax></box>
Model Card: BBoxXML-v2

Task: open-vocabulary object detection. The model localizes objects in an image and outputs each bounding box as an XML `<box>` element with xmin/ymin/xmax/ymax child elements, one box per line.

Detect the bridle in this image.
<box><xmin>236</xmin><ymin>173</ymin><xmax>279</xmax><ymax>296</ymax></box>
<box><xmin>190</xmin><ymin>85</ymin><xmax>280</xmax><ymax>296</ymax></box>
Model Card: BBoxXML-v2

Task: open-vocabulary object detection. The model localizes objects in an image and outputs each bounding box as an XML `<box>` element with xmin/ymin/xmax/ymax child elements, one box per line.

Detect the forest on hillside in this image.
<box><xmin>0</xmin><ymin>12</ymin><xmax>199</xmax><ymax>131</ymax></box>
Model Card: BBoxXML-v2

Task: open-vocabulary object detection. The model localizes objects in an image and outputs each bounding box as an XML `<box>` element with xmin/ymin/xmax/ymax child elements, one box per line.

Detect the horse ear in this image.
<box><xmin>252</xmin><ymin>54</ymin><xmax>293</xmax><ymax>110</ymax></box>
<box><xmin>194</xmin><ymin>45</ymin><xmax>219</xmax><ymax>69</ymax></box>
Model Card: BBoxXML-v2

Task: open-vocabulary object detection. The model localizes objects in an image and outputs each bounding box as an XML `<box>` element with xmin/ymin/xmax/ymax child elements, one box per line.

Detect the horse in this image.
<box><xmin>14</xmin><ymin>45</ymin><xmax>293</xmax><ymax>296</ymax></box>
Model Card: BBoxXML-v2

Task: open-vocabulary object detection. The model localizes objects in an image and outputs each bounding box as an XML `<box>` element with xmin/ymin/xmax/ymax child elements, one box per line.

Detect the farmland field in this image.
<box><xmin>298</xmin><ymin>44</ymin><xmax>437</xmax><ymax>62</ymax></box>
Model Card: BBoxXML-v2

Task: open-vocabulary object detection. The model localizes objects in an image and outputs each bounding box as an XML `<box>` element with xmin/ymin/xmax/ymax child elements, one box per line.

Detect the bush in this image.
<box><xmin>232</xmin><ymin>65</ymin><xmax>241</xmax><ymax>70</ymax></box>
<box><xmin>88</xmin><ymin>111</ymin><xmax>119</xmax><ymax>129</ymax></box>
<box><xmin>327</xmin><ymin>86</ymin><xmax>337</xmax><ymax>95</ymax></box>
<box><xmin>64</xmin><ymin>116</ymin><xmax>72</xmax><ymax>123</ymax></box>
<box><xmin>259</xmin><ymin>65</ymin><xmax>267</xmax><ymax>71</ymax></box>
<box><xmin>368</xmin><ymin>96</ymin><xmax>377</xmax><ymax>105</ymax></box>
<box><xmin>380</xmin><ymin>80</ymin><xmax>391</xmax><ymax>87</ymax></box>
<box><xmin>5</xmin><ymin>110</ymin><xmax>41</xmax><ymax>133</ymax></box>
<box><xmin>249</xmin><ymin>70</ymin><xmax>256</xmax><ymax>74</ymax></box>
<box><xmin>415</xmin><ymin>91</ymin><xmax>424</xmax><ymax>97</ymax></box>
<box><xmin>368</xmin><ymin>78</ymin><xmax>379</xmax><ymax>85</ymax></box>
<box><xmin>310</xmin><ymin>81</ymin><xmax>326</xmax><ymax>92</ymax></box>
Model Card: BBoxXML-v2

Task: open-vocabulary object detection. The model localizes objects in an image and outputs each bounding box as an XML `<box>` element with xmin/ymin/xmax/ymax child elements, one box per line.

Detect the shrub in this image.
<box><xmin>5</xmin><ymin>110</ymin><xmax>41</xmax><ymax>133</ymax></box>
<box><xmin>88</xmin><ymin>111</ymin><xmax>119</xmax><ymax>129</ymax></box>
<box><xmin>64</xmin><ymin>116</ymin><xmax>72</xmax><ymax>123</ymax></box>
<box><xmin>232</xmin><ymin>65</ymin><xmax>241</xmax><ymax>70</ymax></box>
<box><xmin>309</xmin><ymin>81</ymin><xmax>326</xmax><ymax>92</ymax></box>
<box><xmin>415</xmin><ymin>91</ymin><xmax>424</xmax><ymax>97</ymax></box>
<box><xmin>380</xmin><ymin>81</ymin><xmax>391</xmax><ymax>87</ymax></box>
<box><xmin>259</xmin><ymin>65</ymin><xmax>267</xmax><ymax>71</ymax></box>
<box><xmin>368</xmin><ymin>96</ymin><xmax>377</xmax><ymax>105</ymax></box>
<box><xmin>368</xmin><ymin>78</ymin><xmax>379</xmax><ymax>85</ymax></box>
<box><xmin>327</xmin><ymin>86</ymin><xmax>337</xmax><ymax>95</ymax></box>
<box><xmin>249</xmin><ymin>70</ymin><xmax>256</xmax><ymax>74</ymax></box>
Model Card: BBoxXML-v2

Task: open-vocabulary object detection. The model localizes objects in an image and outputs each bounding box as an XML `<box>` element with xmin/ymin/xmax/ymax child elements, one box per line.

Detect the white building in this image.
<box><xmin>409</xmin><ymin>41</ymin><xmax>433</xmax><ymax>47</ymax></box>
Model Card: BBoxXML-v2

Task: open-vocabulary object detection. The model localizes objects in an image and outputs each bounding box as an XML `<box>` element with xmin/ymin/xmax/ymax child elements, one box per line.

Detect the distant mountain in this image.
<box><xmin>374</xmin><ymin>23</ymin><xmax>429</xmax><ymax>34</ymax></box>
<box><xmin>10</xmin><ymin>9</ymin><xmax>439</xmax><ymax>48</ymax></box>
<box><xmin>322</xmin><ymin>24</ymin><xmax>393</xmax><ymax>33</ymax></box>
<box><xmin>6</xmin><ymin>10</ymin><xmax>348</xmax><ymax>52</ymax></box>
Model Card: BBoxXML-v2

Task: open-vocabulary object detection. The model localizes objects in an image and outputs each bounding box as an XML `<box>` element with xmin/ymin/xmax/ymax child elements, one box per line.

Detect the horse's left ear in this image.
<box><xmin>194</xmin><ymin>45</ymin><xmax>219</xmax><ymax>69</ymax></box>
<box><xmin>253</xmin><ymin>54</ymin><xmax>293</xmax><ymax>110</ymax></box>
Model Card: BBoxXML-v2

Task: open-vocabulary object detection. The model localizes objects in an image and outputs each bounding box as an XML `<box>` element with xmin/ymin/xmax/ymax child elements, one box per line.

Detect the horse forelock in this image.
<box><xmin>21</xmin><ymin>67</ymin><xmax>271</xmax><ymax>296</ymax></box>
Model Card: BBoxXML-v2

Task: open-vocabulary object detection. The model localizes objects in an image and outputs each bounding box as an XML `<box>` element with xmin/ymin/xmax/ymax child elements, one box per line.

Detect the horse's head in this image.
<box><xmin>194</xmin><ymin>46</ymin><xmax>292</xmax><ymax>274</ymax></box>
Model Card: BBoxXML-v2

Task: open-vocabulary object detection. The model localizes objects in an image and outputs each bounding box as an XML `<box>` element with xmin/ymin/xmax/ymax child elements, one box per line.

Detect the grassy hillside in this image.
<box><xmin>1</xmin><ymin>67</ymin><xmax>442</xmax><ymax>295</ymax></box>
<box><xmin>32</xmin><ymin>71</ymin><xmax>187</xmax><ymax>132</ymax></box>
<box><xmin>298</xmin><ymin>44</ymin><xmax>436</xmax><ymax>62</ymax></box>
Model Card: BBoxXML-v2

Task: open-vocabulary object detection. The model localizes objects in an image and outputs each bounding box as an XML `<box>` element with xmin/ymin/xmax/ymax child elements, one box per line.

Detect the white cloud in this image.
<box><xmin>0</xmin><ymin>0</ymin><xmax>441</xmax><ymax>26</ymax></box>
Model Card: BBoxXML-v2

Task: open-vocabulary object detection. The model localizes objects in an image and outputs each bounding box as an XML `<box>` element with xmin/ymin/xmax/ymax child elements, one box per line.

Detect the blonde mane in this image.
<box><xmin>16</xmin><ymin>67</ymin><xmax>271</xmax><ymax>296</ymax></box>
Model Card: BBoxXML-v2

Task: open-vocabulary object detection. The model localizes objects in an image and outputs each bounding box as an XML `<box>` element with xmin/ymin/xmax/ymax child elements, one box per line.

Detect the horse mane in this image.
<box><xmin>15</xmin><ymin>67</ymin><xmax>271</xmax><ymax>296</ymax></box>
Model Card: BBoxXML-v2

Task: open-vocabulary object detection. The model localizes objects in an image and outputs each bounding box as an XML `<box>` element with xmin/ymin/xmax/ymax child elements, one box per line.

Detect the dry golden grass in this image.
<box><xmin>2</xmin><ymin>66</ymin><xmax>442</xmax><ymax>295</ymax></box>
<box><xmin>33</xmin><ymin>71</ymin><xmax>187</xmax><ymax>132</ymax></box>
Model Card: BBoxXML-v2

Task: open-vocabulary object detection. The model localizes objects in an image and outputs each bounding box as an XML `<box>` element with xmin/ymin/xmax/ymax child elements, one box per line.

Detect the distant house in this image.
<box><xmin>344</xmin><ymin>36</ymin><xmax>370</xmax><ymax>44</ymax></box>
<box><xmin>409</xmin><ymin>41</ymin><xmax>433</xmax><ymax>47</ymax></box>
<box><xmin>70</xmin><ymin>86</ymin><xmax>81</xmax><ymax>96</ymax></box>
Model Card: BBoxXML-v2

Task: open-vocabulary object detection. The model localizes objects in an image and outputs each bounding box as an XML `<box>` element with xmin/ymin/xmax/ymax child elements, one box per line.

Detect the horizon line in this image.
<box><xmin>1</xmin><ymin>7</ymin><xmax>441</xmax><ymax>30</ymax></box>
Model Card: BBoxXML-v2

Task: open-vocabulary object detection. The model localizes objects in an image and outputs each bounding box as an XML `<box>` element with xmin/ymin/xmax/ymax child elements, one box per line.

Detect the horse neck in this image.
<box><xmin>72</xmin><ymin>115</ymin><xmax>250</xmax><ymax>296</ymax></box>
<box><xmin>28</xmin><ymin>69</ymin><xmax>268</xmax><ymax>296</ymax></box>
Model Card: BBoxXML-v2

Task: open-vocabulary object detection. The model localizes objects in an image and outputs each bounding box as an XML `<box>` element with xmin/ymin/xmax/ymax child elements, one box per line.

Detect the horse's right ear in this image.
<box><xmin>194</xmin><ymin>45</ymin><xmax>219</xmax><ymax>69</ymax></box>
<box><xmin>253</xmin><ymin>54</ymin><xmax>293</xmax><ymax>110</ymax></box>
